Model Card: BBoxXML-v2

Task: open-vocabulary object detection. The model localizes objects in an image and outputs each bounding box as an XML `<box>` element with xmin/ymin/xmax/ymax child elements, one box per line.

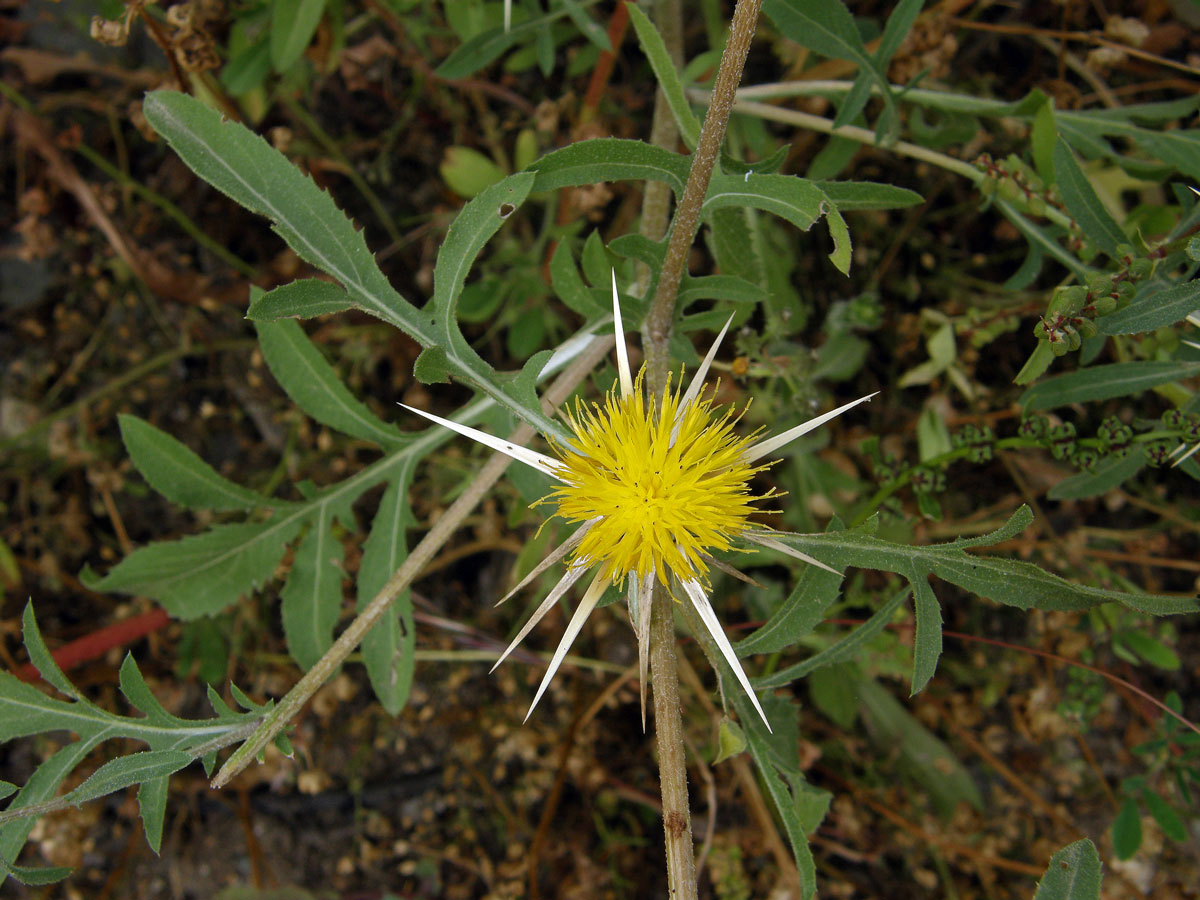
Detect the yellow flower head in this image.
<box><xmin>548</xmin><ymin>372</ymin><xmax>771</xmax><ymax>589</ymax></box>
<box><xmin>401</xmin><ymin>271</ymin><xmax>876</xmax><ymax>732</ymax></box>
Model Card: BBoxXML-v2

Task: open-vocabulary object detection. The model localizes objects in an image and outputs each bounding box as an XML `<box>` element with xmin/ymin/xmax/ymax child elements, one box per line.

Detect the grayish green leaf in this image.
<box><xmin>138</xmin><ymin>776</ymin><xmax>170</xmax><ymax>855</ymax></box>
<box><xmin>84</xmin><ymin>516</ymin><xmax>310</xmax><ymax>618</ymax></box>
<box><xmin>280</xmin><ymin>508</ymin><xmax>344</xmax><ymax>670</ymax></box>
<box><xmin>1099</xmin><ymin>280</ymin><xmax>1200</xmax><ymax>335</ymax></box>
<box><xmin>247</xmin><ymin>278</ymin><xmax>356</xmax><ymax>321</ymax></box>
<box><xmin>120</xmin><ymin>415</ymin><xmax>281</xmax><ymax>512</ymax></box>
<box><xmin>358</xmin><ymin>473</ymin><xmax>418</xmax><ymax>715</ymax></box>
<box><xmin>1021</xmin><ymin>361</ymin><xmax>1200</xmax><ymax>409</ymax></box>
<box><xmin>65</xmin><ymin>751</ymin><xmax>192</xmax><ymax>807</ymax></box>
<box><xmin>1053</xmin><ymin>138</ymin><xmax>1127</xmax><ymax>259</ymax></box>
<box><xmin>256</xmin><ymin>319</ymin><xmax>406</xmax><ymax>449</ymax></box>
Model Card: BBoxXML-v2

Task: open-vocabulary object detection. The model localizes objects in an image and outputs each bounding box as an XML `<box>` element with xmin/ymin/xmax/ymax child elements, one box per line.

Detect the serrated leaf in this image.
<box><xmin>64</xmin><ymin>751</ymin><xmax>192</xmax><ymax>807</ymax></box>
<box><xmin>144</xmin><ymin>92</ymin><xmax>552</xmax><ymax>435</ymax></box>
<box><xmin>256</xmin><ymin>318</ymin><xmax>405</xmax><ymax>449</ymax></box>
<box><xmin>280</xmin><ymin>508</ymin><xmax>344</xmax><ymax>669</ymax></box>
<box><xmin>1034</xmin><ymin>839</ymin><xmax>1102</xmax><ymax>900</ymax></box>
<box><xmin>270</xmin><ymin>0</ymin><xmax>326</xmax><ymax>71</ymax></box>
<box><xmin>138</xmin><ymin>776</ymin><xmax>170</xmax><ymax>854</ymax></box>
<box><xmin>120</xmin><ymin>415</ymin><xmax>278</xmax><ymax>511</ymax></box>
<box><xmin>84</xmin><ymin>516</ymin><xmax>310</xmax><ymax>618</ymax></box>
<box><xmin>1099</xmin><ymin>280</ymin><xmax>1200</xmax><ymax>335</ymax></box>
<box><xmin>1020</xmin><ymin>361</ymin><xmax>1200</xmax><ymax>409</ymax></box>
<box><xmin>247</xmin><ymin>278</ymin><xmax>356</xmax><ymax>320</ymax></box>
<box><xmin>358</xmin><ymin>474</ymin><xmax>417</xmax><ymax>714</ymax></box>
<box><xmin>627</xmin><ymin>4</ymin><xmax>700</xmax><ymax>148</ymax></box>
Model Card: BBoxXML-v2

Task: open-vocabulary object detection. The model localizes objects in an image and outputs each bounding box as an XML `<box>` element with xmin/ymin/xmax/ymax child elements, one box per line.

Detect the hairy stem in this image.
<box><xmin>640</xmin><ymin>3</ymin><xmax>761</xmax><ymax>899</ymax></box>
<box><xmin>650</xmin><ymin>582</ymin><xmax>697</xmax><ymax>900</ymax></box>
<box><xmin>212</xmin><ymin>334</ymin><xmax>614</xmax><ymax>788</ymax></box>
<box><xmin>643</xmin><ymin>0</ymin><xmax>763</xmax><ymax>388</ymax></box>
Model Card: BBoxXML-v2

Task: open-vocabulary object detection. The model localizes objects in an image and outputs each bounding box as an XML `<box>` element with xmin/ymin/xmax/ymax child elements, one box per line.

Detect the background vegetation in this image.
<box><xmin>1</xmin><ymin>0</ymin><xmax>1198</xmax><ymax>898</ymax></box>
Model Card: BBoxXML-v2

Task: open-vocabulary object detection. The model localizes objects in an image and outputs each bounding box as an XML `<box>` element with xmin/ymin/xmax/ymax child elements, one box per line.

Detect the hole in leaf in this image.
<box><xmin>498</xmin><ymin>203</ymin><xmax>515</xmax><ymax>219</ymax></box>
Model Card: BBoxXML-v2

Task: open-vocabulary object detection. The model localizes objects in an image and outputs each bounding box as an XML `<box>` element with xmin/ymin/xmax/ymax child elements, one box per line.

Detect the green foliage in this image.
<box><xmin>1033</xmin><ymin>840</ymin><xmax>1102</xmax><ymax>900</ymax></box>
<box><xmin>0</xmin><ymin>606</ymin><xmax>269</xmax><ymax>884</ymax></box>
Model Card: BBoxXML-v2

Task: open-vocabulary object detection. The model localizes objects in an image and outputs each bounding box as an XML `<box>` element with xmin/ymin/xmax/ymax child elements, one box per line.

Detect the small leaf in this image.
<box><xmin>713</xmin><ymin>718</ymin><xmax>748</xmax><ymax>764</ymax></box>
<box><xmin>627</xmin><ymin>4</ymin><xmax>701</xmax><ymax>148</ymax></box>
<box><xmin>1111</xmin><ymin>797</ymin><xmax>1142</xmax><ymax>859</ymax></box>
<box><xmin>247</xmin><ymin>278</ymin><xmax>356</xmax><ymax>321</ymax></box>
<box><xmin>0</xmin><ymin>782</ymin><xmax>16</xmax><ymax>801</ymax></box>
<box><xmin>280</xmin><ymin>509</ymin><xmax>344</xmax><ymax>670</ymax></box>
<box><xmin>64</xmin><ymin>751</ymin><xmax>192</xmax><ymax>807</ymax></box>
<box><xmin>1116</xmin><ymin>631</ymin><xmax>1180</xmax><ymax>671</ymax></box>
<box><xmin>120</xmin><ymin>415</ymin><xmax>278</xmax><ymax>511</ymax></box>
<box><xmin>1033</xmin><ymin>839</ymin><xmax>1102</xmax><ymax>900</ymax></box>
<box><xmin>138</xmin><ymin>776</ymin><xmax>170</xmax><ymax>854</ymax></box>
<box><xmin>908</xmin><ymin>570</ymin><xmax>942</xmax><ymax>695</ymax></box>
<box><xmin>440</xmin><ymin>146</ymin><xmax>507</xmax><ymax>199</ymax></box>
<box><xmin>358</xmin><ymin>475</ymin><xmax>417</xmax><ymax>714</ymax></box>
<box><xmin>270</xmin><ymin>0</ymin><xmax>327</xmax><ymax>71</ymax></box>
<box><xmin>0</xmin><ymin>860</ymin><xmax>74</xmax><ymax>886</ymax></box>
<box><xmin>816</xmin><ymin>180</ymin><xmax>922</xmax><ymax>210</ymax></box>
<box><xmin>1053</xmin><ymin>138</ymin><xmax>1127</xmax><ymax>259</ymax></box>
<box><xmin>255</xmin><ymin>319</ymin><xmax>406</xmax><ymax>449</ymax></box>
<box><xmin>1048</xmin><ymin>448</ymin><xmax>1146</xmax><ymax>500</ymax></box>
<box><xmin>20</xmin><ymin>603</ymin><xmax>82</xmax><ymax>701</ymax></box>
<box><xmin>1140</xmin><ymin>788</ymin><xmax>1187</xmax><ymax>842</ymax></box>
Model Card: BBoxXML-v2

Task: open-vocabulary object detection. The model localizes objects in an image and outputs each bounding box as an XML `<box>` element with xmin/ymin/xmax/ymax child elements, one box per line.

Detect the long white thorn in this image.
<box><xmin>524</xmin><ymin>571</ymin><xmax>608</xmax><ymax>721</ymax></box>
<box><xmin>497</xmin><ymin>521</ymin><xmax>595</xmax><ymax>605</ymax></box>
<box><xmin>681</xmin><ymin>579</ymin><xmax>771</xmax><ymax>732</ymax></box>
<box><xmin>399</xmin><ymin>403</ymin><xmax>562</xmax><ymax>478</ymax></box>
<box><xmin>633</xmin><ymin>568</ymin><xmax>655</xmax><ymax>731</ymax></box>
<box><xmin>503</xmin><ymin>0</ymin><xmax>511</xmax><ymax>32</ymax></box>
<box><xmin>612</xmin><ymin>270</ymin><xmax>634</xmax><ymax>399</ymax></box>
<box><xmin>742</xmin><ymin>531</ymin><xmax>841</xmax><ymax>576</ymax></box>
<box><xmin>677</xmin><ymin>313</ymin><xmax>734</xmax><ymax>421</ymax></box>
<box><xmin>491</xmin><ymin>562</ymin><xmax>590</xmax><ymax>672</ymax></box>
<box><xmin>742</xmin><ymin>392</ymin><xmax>878</xmax><ymax>463</ymax></box>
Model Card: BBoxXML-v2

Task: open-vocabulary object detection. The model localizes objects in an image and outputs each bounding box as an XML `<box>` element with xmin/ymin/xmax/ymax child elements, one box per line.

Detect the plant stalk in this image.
<box><xmin>643</xmin><ymin>0</ymin><xmax>763</xmax><ymax>389</ymax></box>
<box><xmin>638</xmin><ymin>3</ymin><xmax>762</xmax><ymax>899</ymax></box>
<box><xmin>212</xmin><ymin>334</ymin><xmax>614</xmax><ymax>788</ymax></box>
